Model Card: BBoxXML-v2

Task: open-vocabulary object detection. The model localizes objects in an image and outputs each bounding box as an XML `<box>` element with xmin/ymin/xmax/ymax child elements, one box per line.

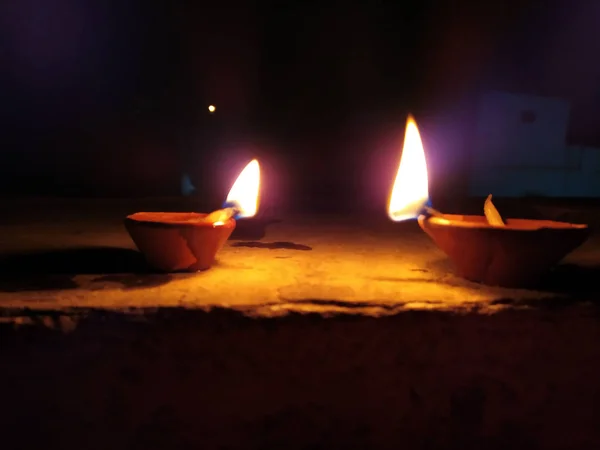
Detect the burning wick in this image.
<box><xmin>203</xmin><ymin>159</ymin><xmax>261</xmax><ymax>226</ymax></box>
<box><xmin>387</xmin><ymin>114</ymin><xmax>506</xmax><ymax>227</ymax></box>
<box><xmin>204</xmin><ymin>201</ymin><xmax>242</xmax><ymax>226</ymax></box>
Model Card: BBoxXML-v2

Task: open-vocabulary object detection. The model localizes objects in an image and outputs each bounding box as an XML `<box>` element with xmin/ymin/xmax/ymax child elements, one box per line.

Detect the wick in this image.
<box><xmin>204</xmin><ymin>206</ymin><xmax>240</xmax><ymax>224</ymax></box>
<box><xmin>422</xmin><ymin>206</ymin><xmax>446</xmax><ymax>218</ymax></box>
<box><xmin>421</xmin><ymin>196</ymin><xmax>506</xmax><ymax>226</ymax></box>
<box><xmin>484</xmin><ymin>194</ymin><xmax>506</xmax><ymax>226</ymax></box>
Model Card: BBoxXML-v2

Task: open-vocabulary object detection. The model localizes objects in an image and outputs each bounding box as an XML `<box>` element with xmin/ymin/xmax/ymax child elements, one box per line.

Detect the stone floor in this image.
<box><xmin>1</xmin><ymin>198</ymin><xmax>600</xmax><ymax>449</ymax></box>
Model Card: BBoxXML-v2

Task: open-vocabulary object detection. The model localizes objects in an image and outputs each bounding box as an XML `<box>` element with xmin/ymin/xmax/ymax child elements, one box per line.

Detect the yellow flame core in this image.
<box><xmin>388</xmin><ymin>116</ymin><xmax>429</xmax><ymax>221</ymax></box>
<box><xmin>226</xmin><ymin>159</ymin><xmax>260</xmax><ymax>218</ymax></box>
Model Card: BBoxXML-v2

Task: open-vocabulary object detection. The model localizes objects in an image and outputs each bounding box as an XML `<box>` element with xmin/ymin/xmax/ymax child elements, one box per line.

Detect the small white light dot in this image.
<box><xmin>208</xmin><ymin>105</ymin><xmax>216</xmax><ymax>113</ymax></box>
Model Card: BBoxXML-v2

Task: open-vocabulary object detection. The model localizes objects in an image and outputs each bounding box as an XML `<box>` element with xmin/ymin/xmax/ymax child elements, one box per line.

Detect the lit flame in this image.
<box><xmin>225</xmin><ymin>159</ymin><xmax>260</xmax><ymax>219</ymax></box>
<box><xmin>208</xmin><ymin>105</ymin><xmax>216</xmax><ymax>113</ymax></box>
<box><xmin>388</xmin><ymin>115</ymin><xmax>429</xmax><ymax>221</ymax></box>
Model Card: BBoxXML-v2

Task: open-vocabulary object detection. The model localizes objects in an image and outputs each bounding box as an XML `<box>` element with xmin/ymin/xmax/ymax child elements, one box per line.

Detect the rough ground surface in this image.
<box><xmin>1</xmin><ymin>198</ymin><xmax>600</xmax><ymax>449</ymax></box>
<box><xmin>1</xmin><ymin>197</ymin><xmax>599</xmax><ymax>313</ymax></box>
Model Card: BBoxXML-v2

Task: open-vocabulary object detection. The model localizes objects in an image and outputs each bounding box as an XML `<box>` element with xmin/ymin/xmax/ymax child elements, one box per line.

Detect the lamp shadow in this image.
<box><xmin>427</xmin><ymin>258</ymin><xmax>600</xmax><ymax>308</ymax></box>
<box><xmin>535</xmin><ymin>263</ymin><xmax>600</xmax><ymax>298</ymax></box>
<box><xmin>0</xmin><ymin>247</ymin><xmax>173</xmax><ymax>292</ymax></box>
<box><xmin>229</xmin><ymin>218</ymin><xmax>282</xmax><ymax>241</ymax></box>
<box><xmin>494</xmin><ymin>263</ymin><xmax>600</xmax><ymax>309</ymax></box>
<box><xmin>231</xmin><ymin>241</ymin><xmax>313</xmax><ymax>251</ymax></box>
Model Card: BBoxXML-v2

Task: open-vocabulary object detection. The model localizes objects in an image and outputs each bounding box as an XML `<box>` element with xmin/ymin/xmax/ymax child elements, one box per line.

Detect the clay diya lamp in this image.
<box><xmin>386</xmin><ymin>116</ymin><xmax>590</xmax><ymax>287</ymax></box>
<box><xmin>124</xmin><ymin>212</ymin><xmax>236</xmax><ymax>272</ymax></box>
<box><xmin>125</xmin><ymin>159</ymin><xmax>261</xmax><ymax>272</ymax></box>
<box><xmin>417</xmin><ymin>210</ymin><xmax>589</xmax><ymax>287</ymax></box>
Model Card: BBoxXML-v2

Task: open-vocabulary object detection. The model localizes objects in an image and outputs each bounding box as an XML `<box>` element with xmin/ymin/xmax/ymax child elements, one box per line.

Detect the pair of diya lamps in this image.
<box><xmin>123</xmin><ymin>113</ymin><xmax>590</xmax><ymax>289</ymax></box>
<box><xmin>124</xmin><ymin>194</ymin><xmax>589</xmax><ymax>288</ymax></box>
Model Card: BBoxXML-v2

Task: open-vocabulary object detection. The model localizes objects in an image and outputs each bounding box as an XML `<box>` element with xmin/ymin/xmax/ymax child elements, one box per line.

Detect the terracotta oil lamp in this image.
<box><xmin>125</xmin><ymin>159</ymin><xmax>261</xmax><ymax>272</ymax></box>
<box><xmin>387</xmin><ymin>116</ymin><xmax>590</xmax><ymax>288</ymax></box>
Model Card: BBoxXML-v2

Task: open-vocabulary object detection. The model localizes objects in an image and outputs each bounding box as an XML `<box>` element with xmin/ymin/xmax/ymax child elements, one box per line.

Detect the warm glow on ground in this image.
<box><xmin>388</xmin><ymin>115</ymin><xmax>429</xmax><ymax>221</ymax></box>
<box><xmin>226</xmin><ymin>159</ymin><xmax>261</xmax><ymax>218</ymax></box>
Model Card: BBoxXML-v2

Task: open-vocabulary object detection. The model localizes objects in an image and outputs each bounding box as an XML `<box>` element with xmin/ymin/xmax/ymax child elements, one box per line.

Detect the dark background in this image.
<box><xmin>1</xmin><ymin>0</ymin><xmax>599</xmax><ymax>212</ymax></box>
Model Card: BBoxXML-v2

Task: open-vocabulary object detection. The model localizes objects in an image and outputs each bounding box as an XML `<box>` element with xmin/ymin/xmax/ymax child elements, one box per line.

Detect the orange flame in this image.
<box><xmin>388</xmin><ymin>115</ymin><xmax>429</xmax><ymax>221</ymax></box>
<box><xmin>226</xmin><ymin>159</ymin><xmax>261</xmax><ymax>218</ymax></box>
